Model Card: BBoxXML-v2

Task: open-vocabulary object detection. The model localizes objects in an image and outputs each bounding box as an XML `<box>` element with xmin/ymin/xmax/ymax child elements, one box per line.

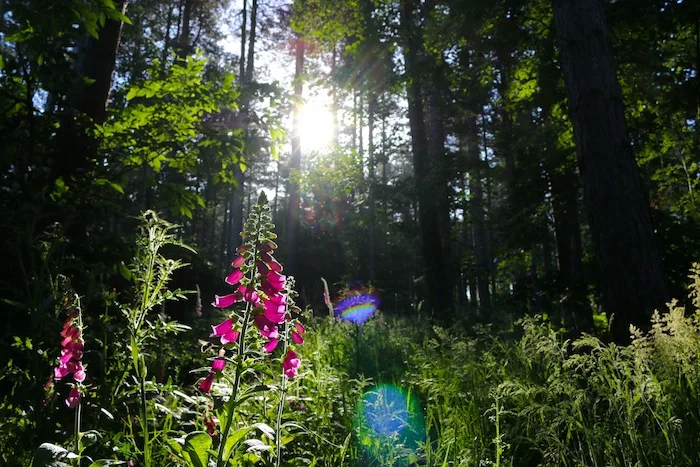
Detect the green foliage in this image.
<box><xmin>100</xmin><ymin>54</ymin><xmax>240</xmax><ymax>178</ymax></box>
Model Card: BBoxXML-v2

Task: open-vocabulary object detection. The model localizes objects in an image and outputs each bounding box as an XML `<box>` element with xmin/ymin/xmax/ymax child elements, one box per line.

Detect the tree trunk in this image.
<box><xmin>467</xmin><ymin>115</ymin><xmax>491</xmax><ymax>314</ymax></box>
<box><xmin>55</xmin><ymin>0</ymin><xmax>128</xmax><ymax>180</ymax></box>
<box><xmin>245</xmin><ymin>0</ymin><xmax>257</xmax><ymax>84</ymax></box>
<box><xmin>285</xmin><ymin>34</ymin><xmax>305</xmax><ymax>275</ymax></box>
<box><xmin>368</xmin><ymin>94</ymin><xmax>377</xmax><ymax>282</ymax></box>
<box><xmin>400</xmin><ymin>0</ymin><xmax>452</xmax><ymax>317</ymax></box>
<box><xmin>553</xmin><ymin>0</ymin><xmax>668</xmax><ymax>343</ymax></box>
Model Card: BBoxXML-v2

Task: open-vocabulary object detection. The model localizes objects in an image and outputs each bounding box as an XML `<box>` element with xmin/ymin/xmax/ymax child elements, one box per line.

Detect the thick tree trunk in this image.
<box><xmin>285</xmin><ymin>34</ymin><xmax>305</xmax><ymax>275</ymax></box>
<box><xmin>400</xmin><ymin>0</ymin><xmax>452</xmax><ymax>317</ymax></box>
<box><xmin>426</xmin><ymin>78</ymin><xmax>454</xmax><ymax>294</ymax></box>
<box><xmin>55</xmin><ymin>0</ymin><xmax>128</xmax><ymax>180</ymax></box>
<box><xmin>176</xmin><ymin>0</ymin><xmax>192</xmax><ymax>60</ymax></box>
<box><xmin>553</xmin><ymin>0</ymin><xmax>668</xmax><ymax>343</ymax></box>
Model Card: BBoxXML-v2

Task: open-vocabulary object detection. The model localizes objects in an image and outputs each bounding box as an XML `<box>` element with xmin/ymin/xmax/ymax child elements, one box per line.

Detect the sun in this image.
<box><xmin>298</xmin><ymin>100</ymin><xmax>335</xmax><ymax>152</ymax></box>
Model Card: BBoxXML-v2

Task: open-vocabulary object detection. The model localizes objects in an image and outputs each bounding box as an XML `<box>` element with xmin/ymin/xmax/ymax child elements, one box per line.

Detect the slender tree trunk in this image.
<box><xmin>367</xmin><ymin>95</ymin><xmax>377</xmax><ymax>282</ymax></box>
<box><xmin>286</xmin><ymin>34</ymin><xmax>305</xmax><ymax>275</ymax></box>
<box><xmin>553</xmin><ymin>0</ymin><xmax>668</xmax><ymax>343</ymax></box>
<box><xmin>400</xmin><ymin>0</ymin><xmax>452</xmax><ymax>317</ymax></box>
<box><xmin>467</xmin><ymin>116</ymin><xmax>491</xmax><ymax>314</ymax></box>
<box><xmin>245</xmin><ymin>0</ymin><xmax>257</xmax><ymax>84</ymax></box>
<box><xmin>239</xmin><ymin>0</ymin><xmax>247</xmax><ymax>80</ymax></box>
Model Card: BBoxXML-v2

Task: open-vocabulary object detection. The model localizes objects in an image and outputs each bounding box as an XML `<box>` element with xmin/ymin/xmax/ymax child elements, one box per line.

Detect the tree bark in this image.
<box><xmin>400</xmin><ymin>0</ymin><xmax>452</xmax><ymax>317</ymax></box>
<box><xmin>55</xmin><ymin>0</ymin><xmax>128</xmax><ymax>180</ymax></box>
<box><xmin>553</xmin><ymin>0</ymin><xmax>668</xmax><ymax>343</ymax></box>
<box><xmin>285</xmin><ymin>34</ymin><xmax>305</xmax><ymax>275</ymax></box>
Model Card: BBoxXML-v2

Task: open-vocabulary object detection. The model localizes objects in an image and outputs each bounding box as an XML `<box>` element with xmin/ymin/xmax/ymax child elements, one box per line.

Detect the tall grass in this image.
<box><xmin>292</xmin><ymin>264</ymin><xmax>700</xmax><ymax>466</ymax></box>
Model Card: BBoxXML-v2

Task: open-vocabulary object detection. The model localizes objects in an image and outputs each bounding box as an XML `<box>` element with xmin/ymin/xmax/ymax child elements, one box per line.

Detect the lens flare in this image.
<box><xmin>334</xmin><ymin>289</ymin><xmax>380</xmax><ymax>325</ymax></box>
<box><xmin>353</xmin><ymin>384</ymin><xmax>426</xmax><ymax>462</ymax></box>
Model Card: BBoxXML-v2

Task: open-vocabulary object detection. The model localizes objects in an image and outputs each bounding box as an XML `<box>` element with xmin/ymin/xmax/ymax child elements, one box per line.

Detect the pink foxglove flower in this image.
<box><xmin>291</xmin><ymin>322</ymin><xmax>305</xmax><ymax>345</ymax></box>
<box><xmin>211</xmin><ymin>318</ymin><xmax>240</xmax><ymax>345</ymax></box>
<box><xmin>225</xmin><ymin>269</ymin><xmax>244</xmax><ymax>286</ymax></box>
<box><xmin>231</xmin><ymin>255</ymin><xmax>245</xmax><ymax>268</ymax></box>
<box><xmin>254</xmin><ymin>314</ymin><xmax>279</xmax><ymax>339</ymax></box>
<box><xmin>263</xmin><ymin>292</ymin><xmax>287</xmax><ymax>324</ymax></box>
<box><xmin>199</xmin><ymin>372</ymin><xmax>215</xmax><ymax>393</ymax></box>
<box><xmin>266</xmin><ymin>270</ymin><xmax>286</xmax><ymax>291</ymax></box>
<box><xmin>283</xmin><ymin>350</ymin><xmax>300</xmax><ymax>378</ymax></box>
<box><xmin>65</xmin><ymin>386</ymin><xmax>81</xmax><ymax>408</ymax></box>
<box><xmin>213</xmin><ymin>293</ymin><xmax>242</xmax><ymax>308</ymax></box>
<box><xmin>264</xmin><ymin>338</ymin><xmax>279</xmax><ymax>353</ymax></box>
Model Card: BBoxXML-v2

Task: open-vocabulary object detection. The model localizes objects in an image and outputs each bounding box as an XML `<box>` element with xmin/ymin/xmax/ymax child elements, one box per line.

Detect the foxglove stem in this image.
<box><xmin>275</xmin><ymin>320</ymin><xmax>290</xmax><ymax>467</ymax></box>
<box><xmin>216</xmin><ymin>243</ymin><xmax>259</xmax><ymax>467</ymax></box>
<box><xmin>73</xmin><ymin>297</ymin><xmax>83</xmax><ymax>457</ymax></box>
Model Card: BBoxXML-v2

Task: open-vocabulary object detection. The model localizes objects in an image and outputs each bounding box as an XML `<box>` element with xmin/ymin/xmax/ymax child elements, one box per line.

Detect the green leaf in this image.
<box><xmin>183</xmin><ymin>432</ymin><xmax>211</xmax><ymax>467</ymax></box>
<box><xmin>118</xmin><ymin>262</ymin><xmax>132</xmax><ymax>281</ymax></box>
<box><xmin>32</xmin><ymin>443</ymin><xmax>77</xmax><ymax>467</ymax></box>
<box><xmin>126</xmin><ymin>88</ymin><xmax>137</xmax><ymax>101</ymax></box>
<box><xmin>109</xmin><ymin>182</ymin><xmax>124</xmax><ymax>194</ymax></box>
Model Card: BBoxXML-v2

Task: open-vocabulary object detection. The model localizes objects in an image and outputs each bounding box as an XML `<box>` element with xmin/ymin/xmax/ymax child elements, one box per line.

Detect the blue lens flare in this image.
<box><xmin>353</xmin><ymin>384</ymin><xmax>426</xmax><ymax>462</ymax></box>
<box><xmin>334</xmin><ymin>289</ymin><xmax>380</xmax><ymax>325</ymax></box>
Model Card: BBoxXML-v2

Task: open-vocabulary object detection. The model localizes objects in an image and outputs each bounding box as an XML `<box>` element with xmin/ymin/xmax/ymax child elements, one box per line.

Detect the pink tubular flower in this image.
<box><xmin>259</xmin><ymin>251</ymin><xmax>273</xmax><ymax>263</ymax></box>
<box><xmin>231</xmin><ymin>255</ymin><xmax>245</xmax><ymax>269</ymax></box>
<box><xmin>291</xmin><ymin>322</ymin><xmax>305</xmax><ymax>345</ymax></box>
<box><xmin>263</xmin><ymin>338</ymin><xmax>279</xmax><ymax>353</ymax></box>
<box><xmin>257</xmin><ymin>261</ymin><xmax>270</xmax><ymax>275</ymax></box>
<box><xmin>212</xmin><ymin>358</ymin><xmax>226</xmax><ymax>372</ymax></box>
<box><xmin>254</xmin><ymin>314</ymin><xmax>279</xmax><ymax>339</ymax></box>
<box><xmin>238</xmin><ymin>285</ymin><xmax>259</xmax><ymax>304</ymax></box>
<box><xmin>65</xmin><ymin>386</ymin><xmax>81</xmax><ymax>408</ymax></box>
<box><xmin>283</xmin><ymin>350</ymin><xmax>300</xmax><ymax>379</ymax></box>
<box><xmin>199</xmin><ymin>372</ymin><xmax>215</xmax><ymax>393</ymax></box>
<box><xmin>267</xmin><ymin>259</ymin><xmax>283</xmax><ymax>272</ymax></box>
<box><xmin>263</xmin><ymin>294</ymin><xmax>287</xmax><ymax>324</ymax></box>
<box><xmin>266</xmin><ymin>270</ymin><xmax>286</xmax><ymax>291</ymax></box>
<box><xmin>211</xmin><ymin>318</ymin><xmax>240</xmax><ymax>345</ymax></box>
<box><xmin>225</xmin><ymin>269</ymin><xmax>244</xmax><ymax>286</ymax></box>
<box><xmin>213</xmin><ymin>293</ymin><xmax>242</xmax><ymax>308</ymax></box>
<box><xmin>204</xmin><ymin>414</ymin><xmax>218</xmax><ymax>437</ymax></box>
<box><xmin>54</xmin><ymin>315</ymin><xmax>86</xmax><ymax>386</ymax></box>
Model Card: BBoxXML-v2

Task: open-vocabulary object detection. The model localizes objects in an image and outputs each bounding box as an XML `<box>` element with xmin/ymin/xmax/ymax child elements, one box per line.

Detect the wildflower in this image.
<box><xmin>238</xmin><ymin>284</ymin><xmax>260</xmax><ymax>304</ymax></box>
<box><xmin>213</xmin><ymin>293</ymin><xmax>242</xmax><ymax>308</ymax></box>
<box><xmin>291</xmin><ymin>322</ymin><xmax>305</xmax><ymax>345</ymax></box>
<box><xmin>254</xmin><ymin>314</ymin><xmax>279</xmax><ymax>339</ymax></box>
<box><xmin>266</xmin><ymin>270</ymin><xmax>286</xmax><ymax>291</ymax></box>
<box><xmin>231</xmin><ymin>255</ymin><xmax>245</xmax><ymax>268</ymax></box>
<box><xmin>199</xmin><ymin>372</ymin><xmax>215</xmax><ymax>393</ymax></box>
<box><xmin>283</xmin><ymin>350</ymin><xmax>300</xmax><ymax>378</ymax></box>
<box><xmin>65</xmin><ymin>386</ymin><xmax>81</xmax><ymax>408</ymax></box>
<box><xmin>54</xmin><ymin>316</ymin><xmax>85</xmax><ymax>386</ymax></box>
<box><xmin>204</xmin><ymin>414</ymin><xmax>218</xmax><ymax>437</ymax></box>
<box><xmin>211</xmin><ymin>318</ymin><xmax>240</xmax><ymax>345</ymax></box>
<box><xmin>225</xmin><ymin>269</ymin><xmax>244</xmax><ymax>286</ymax></box>
<box><xmin>264</xmin><ymin>338</ymin><xmax>279</xmax><ymax>353</ymax></box>
<box><xmin>263</xmin><ymin>293</ymin><xmax>287</xmax><ymax>324</ymax></box>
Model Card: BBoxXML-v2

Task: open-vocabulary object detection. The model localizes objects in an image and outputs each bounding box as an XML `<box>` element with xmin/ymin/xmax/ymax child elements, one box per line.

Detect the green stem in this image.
<box><xmin>139</xmin><ymin>355</ymin><xmax>151</xmax><ymax>467</ymax></box>
<box><xmin>74</xmin><ymin>400</ymin><xmax>81</xmax><ymax>461</ymax></box>
<box><xmin>275</xmin><ymin>321</ymin><xmax>290</xmax><ymax>467</ymax></box>
<box><xmin>216</xmin><ymin>300</ymin><xmax>253</xmax><ymax>466</ymax></box>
